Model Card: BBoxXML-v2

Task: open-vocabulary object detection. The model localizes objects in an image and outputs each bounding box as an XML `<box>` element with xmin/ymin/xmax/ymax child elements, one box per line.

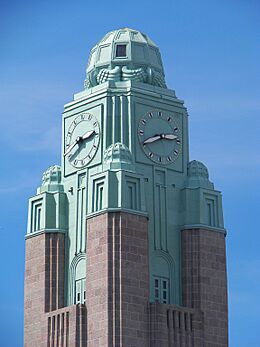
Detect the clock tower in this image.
<box><xmin>24</xmin><ymin>28</ymin><xmax>228</xmax><ymax>346</ymax></box>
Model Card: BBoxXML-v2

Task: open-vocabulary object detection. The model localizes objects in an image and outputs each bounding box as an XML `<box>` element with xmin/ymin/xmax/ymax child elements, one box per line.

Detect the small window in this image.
<box><xmin>116</xmin><ymin>44</ymin><xmax>127</xmax><ymax>57</ymax></box>
<box><xmin>75</xmin><ymin>278</ymin><xmax>86</xmax><ymax>304</ymax></box>
<box><xmin>163</xmin><ymin>280</ymin><xmax>167</xmax><ymax>289</ymax></box>
<box><xmin>154</xmin><ymin>276</ymin><xmax>169</xmax><ymax>304</ymax></box>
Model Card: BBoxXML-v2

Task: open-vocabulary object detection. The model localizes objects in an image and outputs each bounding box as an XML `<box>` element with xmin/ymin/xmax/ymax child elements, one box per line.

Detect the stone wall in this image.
<box><xmin>182</xmin><ymin>228</ymin><xmax>228</xmax><ymax>347</ymax></box>
<box><xmin>45</xmin><ymin>304</ymin><xmax>87</xmax><ymax>347</ymax></box>
<box><xmin>150</xmin><ymin>302</ymin><xmax>204</xmax><ymax>347</ymax></box>
<box><xmin>24</xmin><ymin>232</ymin><xmax>65</xmax><ymax>347</ymax></box>
<box><xmin>24</xmin><ymin>219</ymin><xmax>228</xmax><ymax>346</ymax></box>
<box><xmin>86</xmin><ymin>212</ymin><xmax>150</xmax><ymax>347</ymax></box>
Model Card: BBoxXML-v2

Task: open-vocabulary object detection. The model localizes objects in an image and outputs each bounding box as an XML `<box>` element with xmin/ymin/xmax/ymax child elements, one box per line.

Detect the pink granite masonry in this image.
<box><xmin>86</xmin><ymin>212</ymin><xmax>150</xmax><ymax>347</ymax></box>
<box><xmin>24</xmin><ymin>232</ymin><xmax>65</xmax><ymax>347</ymax></box>
<box><xmin>44</xmin><ymin>304</ymin><xmax>87</xmax><ymax>347</ymax></box>
<box><xmin>182</xmin><ymin>228</ymin><xmax>228</xmax><ymax>347</ymax></box>
<box><xmin>149</xmin><ymin>302</ymin><xmax>204</xmax><ymax>347</ymax></box>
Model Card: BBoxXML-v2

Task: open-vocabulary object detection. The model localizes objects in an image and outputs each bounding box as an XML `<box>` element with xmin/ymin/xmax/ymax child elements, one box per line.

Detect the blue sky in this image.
<box><xmin>1</xmin><ymin>0</ymin><xmax>259</xmax><ymax>346</ymax></box>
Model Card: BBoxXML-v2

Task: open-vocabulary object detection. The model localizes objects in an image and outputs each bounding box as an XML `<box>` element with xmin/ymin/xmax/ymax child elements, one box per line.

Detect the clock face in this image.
<box><xmin>65</xmin><ymin>113</ymin><xmax>100</xmax><ymax>168</ymax></box>
<box><xmin>137</xmin><ymin>111</ymin><xmax>181</xmax><ymax>165</ymax></box>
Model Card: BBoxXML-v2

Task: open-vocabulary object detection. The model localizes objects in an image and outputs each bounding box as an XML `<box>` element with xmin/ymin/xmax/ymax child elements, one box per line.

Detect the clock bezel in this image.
<box><xmin>137</xmin><ymin>110</ymin><xmax>182</xmax><ymax>165</ymax></box>
<box><xmin>65</xmin><ymin>112</ymin><xmax>100</xmax><ymax>169</ymax></box>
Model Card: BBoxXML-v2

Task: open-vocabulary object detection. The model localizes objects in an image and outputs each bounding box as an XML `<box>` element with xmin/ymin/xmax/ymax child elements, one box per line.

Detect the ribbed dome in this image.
<box><xmin>188</xmin><ymin>160</ymin><xmax>209</xmax><ymax>179</ymax></box>
<box><xmin>187</xmin><ymin>160</ymin><xmax>214</xmax><ymax>189</ymax></box>
<box><xmin>38</xmin><ymin>165</ymin><xmax>63</xmax><ymax>193</ymax></box>
<box><xmin>42</xmin><ymin>165</ymin><xmax>62</xmax><ymax>185</ymax></box>
<box><xmin>84</xmin><ymin>28</ymin><xmax>166</xmax><ymax>89</ymax></box>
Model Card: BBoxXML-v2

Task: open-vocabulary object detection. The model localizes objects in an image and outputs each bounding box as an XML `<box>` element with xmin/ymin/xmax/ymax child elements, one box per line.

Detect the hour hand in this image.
<box><xmin>143</xmin><ymin>134</ymin><xmax>161</xmax><ymax>144</ymax></box>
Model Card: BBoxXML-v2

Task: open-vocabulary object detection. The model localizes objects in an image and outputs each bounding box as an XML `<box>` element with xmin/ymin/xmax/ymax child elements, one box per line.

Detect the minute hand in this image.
<box><xmin>143</xmin><ymin>134</ymin><xmax>161</xmax><ymax>144</ymax></box>
<box><xmin>143</xmin><ymin>133</ymin><xmax>178</xmax><ymax>145</ymax></box>
<box><xmin>82</xmin><ymin>130</ymin><xmax>96</xmax><ymax>141</ymax></box>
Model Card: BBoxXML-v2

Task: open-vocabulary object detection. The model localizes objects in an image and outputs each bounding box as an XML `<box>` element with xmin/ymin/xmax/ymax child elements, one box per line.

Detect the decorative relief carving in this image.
<box><xmin>121</xmin><ymin>66</ymin><xmax>147</xmax><ymax>82</ymax></box>
<box><xmin>97</xmin><ymin>66</ymin><xmax>121</xmax><ymax>84</ymax></box>
<box><xmin>84</xmin><ymin>65</ymin><xmax>166</xmax><ymax>88</ymax></box>
<box><xmin>151</xmin><ymin>69</ymin><xmax>167</xmax><ymax>88</ymax></box>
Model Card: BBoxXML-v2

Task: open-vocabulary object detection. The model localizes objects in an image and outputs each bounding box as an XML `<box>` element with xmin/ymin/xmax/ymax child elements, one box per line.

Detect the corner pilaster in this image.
<box><xmin>182</xmin><ymin>228</ymin><xmax>228</xmax><ymax>346</ymax></box>
<box><xmin>24</xmin><ymin>231</ymin><xmax>65</xmax><ymax>346</ymax></box>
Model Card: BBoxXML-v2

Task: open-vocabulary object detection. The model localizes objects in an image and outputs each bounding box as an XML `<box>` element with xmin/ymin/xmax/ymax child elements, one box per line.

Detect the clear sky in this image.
<box><xmin>1</xmin><ymin>0</ymin><xmax>259</xmax><ymax>346</ymax></box>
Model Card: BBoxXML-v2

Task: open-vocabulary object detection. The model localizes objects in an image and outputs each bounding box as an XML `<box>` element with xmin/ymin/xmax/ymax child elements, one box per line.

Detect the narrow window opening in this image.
<box><xmin>184</xmin><ymin>313</ymin><xmax>188</xmax><ymax>330</ymax></box>
<box><xmin>207</xmin><ymin>203</ymin><xmax>212</xmax><ymax>226</ymax></box>
<box><xmin>128</xmin><ymin>186</ymin><xmax>133</xmax><ymax>209</ymax></box>
<box><xmin>99</xmin><ymin>186</ymin><xmax>103</xmax><ymax>210</ymax></box>
<box><xmin>37</xmin><ymin>208</ymin><xmax>41</xmax><ymax>230</ymax></box>
<box><xmin>167</xmin><ymin>310</ymin><xmax>170</xmax><ymax>328</ymax></box>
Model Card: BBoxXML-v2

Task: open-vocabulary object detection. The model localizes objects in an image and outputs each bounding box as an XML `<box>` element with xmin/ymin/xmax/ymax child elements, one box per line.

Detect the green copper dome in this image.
<box><xmin>187</xmin><ymin>160</ymin><xmax>214</xmax><ymax>189</ymax></box>
<box><xmin>37</xmin><ymin>165</ymin><xmax>64</xmax><ymax>193</ymax></box>
<box><xmin>84</xmin><ymin>28</ymin><xmax>166</xmax><ymax>89</ymax></box>
<box><xmin>188</xmin><ymin>160</ymin><xmax>209</xmax><ymax>179</ymax></box>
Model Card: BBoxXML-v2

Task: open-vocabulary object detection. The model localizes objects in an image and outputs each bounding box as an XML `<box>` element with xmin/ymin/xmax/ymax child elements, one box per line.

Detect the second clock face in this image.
<box><xmin>137</xmin><ymin>111</ymin><xmax>182</xmax><ymax>165</ymax></box>
<box><xmin>65</xmin><ymin>113</ymin><xmax>100</xmax><ymax>168</ymax></box>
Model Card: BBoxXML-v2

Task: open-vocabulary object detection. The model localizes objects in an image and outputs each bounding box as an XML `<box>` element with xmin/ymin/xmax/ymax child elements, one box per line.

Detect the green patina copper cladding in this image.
<box><xmin>85</xmin><ymin>28</ymin><xmax>166</xmax><ymax>89</ymax></box>
<box><xmin>26</xmin><ymin>28</ymin><xmax>225</xmax><ymax>306</ymax></box>
<box><xmin>27</xmin><ymin>166</ymin><xmax>68</xmax><ymax>236</ymax></box>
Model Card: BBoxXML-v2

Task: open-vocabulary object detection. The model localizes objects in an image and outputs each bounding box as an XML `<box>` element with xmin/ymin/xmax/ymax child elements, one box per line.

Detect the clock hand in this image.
<box><xmin>64</xmin><ymin>130</ymin><xmax>96</xmax><ymax>156</ymax></box>
<box><xmin>64</xmin><ymin>139</ymin><xmax>79</xmax><ymax>156</ymax></box>
<box><xmin>81</xmin><ymin>130</ymin><xmax>96</xmax><ymax>141</ymax></box>
<box><xmin>143</xmin><ymin>133</ymin><xmax>178</xmax><ymax>145</ymax></box>
<box><xmin>143</xmin><ymin>134</ymin><xmax>161</xmax><ymax>144</ymax></box>
<box><xmin>161</xmin><ymin>134</ymin><xmax>178</xmax><ymax>140</ymax></box>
